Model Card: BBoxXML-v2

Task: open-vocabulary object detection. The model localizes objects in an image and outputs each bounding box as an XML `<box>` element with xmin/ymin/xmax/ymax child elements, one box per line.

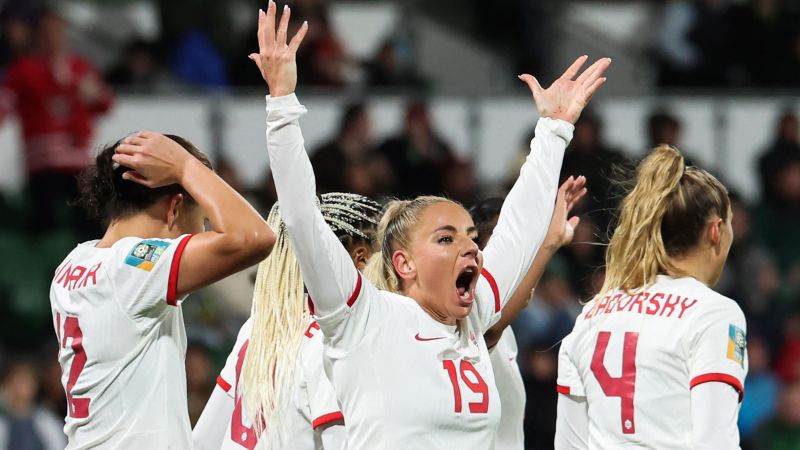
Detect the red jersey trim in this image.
<box><xmin>307</xmin><ymin>295</ymin><xmax>316</xmax><ymax>315</ymax></box>
<box><xmin>166</xmin><ymin>234</ymin><xmax>194</xmax><ymax>306</ymax></box>
<box><xmin>312</xmin><ymin>411</ymin><xmax>344</xmax><ymax>429</ymax></box>
<box><xmin>690</xmin><ymin>373</ymin><xmax>744</xmax><ymax>402</ymax></box>
<box><xmin>216</xmin><ymin>375</ymin><xmax>232</xmax><ymax>393</ymax></box>
<box><xmin>556</xmin><ymin>384</ymin><xmax>571</xmax><ymax>395</ymax></box>
<box><xmin>480</xmin><ymin>268</ymin><xmax>501</xmax><ymax>313</ymax></box>
<box><xmin>346</xmin><ymin>272</ymin><xmax>363</xmax><ymax>307</ymax></box>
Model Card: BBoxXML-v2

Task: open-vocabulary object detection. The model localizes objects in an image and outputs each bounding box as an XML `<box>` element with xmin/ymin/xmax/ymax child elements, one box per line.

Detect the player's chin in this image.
<box><xmin>450</xmin><ymin>295</ymin><xmax>473</xmax><ymax>319</ymax></box>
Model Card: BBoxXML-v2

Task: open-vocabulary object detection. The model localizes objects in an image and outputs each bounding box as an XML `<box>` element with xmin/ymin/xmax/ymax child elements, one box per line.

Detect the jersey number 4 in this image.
<box><xmin>591</xmin><ymin>331</ymin><xmax>639</xmax><ymax>434</ymax></box>
<box><xmin>55</xmin><ymin>313</ymin><xmax>90</xmax><ymax>418</ymax></box>
<box><xmin>443</xmin><ymin>360</ymin><xmax>489</xmax><ymax>413</ymax></box>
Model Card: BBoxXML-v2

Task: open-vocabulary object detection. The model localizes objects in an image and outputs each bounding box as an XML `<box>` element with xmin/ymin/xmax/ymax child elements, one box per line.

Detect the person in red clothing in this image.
<box><xmin>0</xmin><ymin>7</ymin><xmax>113</xmax><ymax>236</ymax></box>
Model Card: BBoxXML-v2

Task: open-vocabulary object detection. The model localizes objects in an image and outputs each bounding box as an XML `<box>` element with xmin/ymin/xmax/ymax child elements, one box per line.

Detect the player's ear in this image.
<box><xmin>349</xmin><ymin>243</ymin><xmax>371</xmax><ymax>271</ymax></box>
<box><xmin>392</xmin><ymin>249</ymin><xmax>416</xmax><ymax>282</ymax></box>
<box><xmin>166</xmin><ymin>194</ymin><xmax>184</xmax><ymax>230</ymax></box>
<box><xmin>707</xmin><ymin>216</ymin><xmax>722</xmax><ymax>248</ymax></box>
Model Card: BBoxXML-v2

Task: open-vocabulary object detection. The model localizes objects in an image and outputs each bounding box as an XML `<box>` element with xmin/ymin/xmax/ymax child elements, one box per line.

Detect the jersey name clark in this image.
<box><xmin>584</xmin><ymin>291</ymin><xmax>698</xmax><ymax>320</ymax></box>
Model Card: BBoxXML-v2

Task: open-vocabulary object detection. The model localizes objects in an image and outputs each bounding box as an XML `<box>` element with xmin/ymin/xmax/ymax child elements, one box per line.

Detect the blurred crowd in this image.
<box><xmin>1</xmin><ymin>2</ymin><xmax>800</xmax><ymax>450</ymax></box>
<box><xmin>654</xmin><ymin>0</ymin><xmax>800</xmax><ymax>88</ymax></box>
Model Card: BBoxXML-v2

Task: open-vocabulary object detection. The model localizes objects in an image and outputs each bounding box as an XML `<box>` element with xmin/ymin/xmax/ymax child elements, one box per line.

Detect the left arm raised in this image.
<box><xmin>480</xmin><ymin>57</ymin><xmax>609</xmax><ymax>319</ymax></box>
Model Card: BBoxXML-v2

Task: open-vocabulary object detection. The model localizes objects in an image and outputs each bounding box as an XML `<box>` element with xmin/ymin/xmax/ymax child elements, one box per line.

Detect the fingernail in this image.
<box><xmin>259</xmin><ymin>8</ymin><xmax>264</xmax><ymax>16</ymax></box>
<box><xmin>284</xmin><ymin>4</ymin><xmax>288</xmax><ymax>11</ymax></box>
<box><xmin>303</xmin><ymin>20</ymin><xmax>308</xmax><ymax>26</ymax></box>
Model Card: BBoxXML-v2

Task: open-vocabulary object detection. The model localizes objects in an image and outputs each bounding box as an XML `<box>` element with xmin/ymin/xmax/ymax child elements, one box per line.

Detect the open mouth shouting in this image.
<box><xmin>455</xmin><ymin>264</ymin><xmax>480</xmax><ymax>307</ymax></box>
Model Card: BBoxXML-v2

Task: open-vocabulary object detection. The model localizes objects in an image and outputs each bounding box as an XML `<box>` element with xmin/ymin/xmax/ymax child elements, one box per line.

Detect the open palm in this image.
<box><xmin>249</xmin><ymin>1</ymin><xmax>308</xmax><ymax>97</ymax></box>
<box><xmin>544</xmin><ymin>175</ymin><xmax>587</xmax><ymax>251</ymax></box>
<box><xmin>519</xmin><ymin>56</ymin><xmax>611</xmax><ymax>124</ymax></box>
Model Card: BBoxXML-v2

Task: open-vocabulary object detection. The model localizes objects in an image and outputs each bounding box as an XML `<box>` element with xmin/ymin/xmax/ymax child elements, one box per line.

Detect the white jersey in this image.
<box><xmin>216</xmin><ymin>317</ymin><xmax>343</xmax><ymax>450</ymax></box>
<box><xmin>49</xmin><ymin>235</ymin><xmax>194</xmax><ymax>449</ymax></box>
<box><xmin>557</xmin><ymin>275</ymin><xmax>748</xmax><ymax>449</ymax></box>
<box><xmin>265</xmin><ymin>93</ymin><xmax>571</xmax><ymax>449</ymax></box>
<box><xmin>490</xmin><ymin>327</ymin><xmax>525</xmax><ymax>450</ymax></box>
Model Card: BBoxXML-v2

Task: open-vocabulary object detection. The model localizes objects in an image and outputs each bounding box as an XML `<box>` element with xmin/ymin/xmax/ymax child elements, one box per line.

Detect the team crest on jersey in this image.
<box><xmin>125</xmin><ymin>240</ymin><xmax>169</xmax><ymax>271</ymax></box>
<box><xmin>727</xmin><ymin>324</ymin><xmax>746</xmax><ymax>367</ymax></box>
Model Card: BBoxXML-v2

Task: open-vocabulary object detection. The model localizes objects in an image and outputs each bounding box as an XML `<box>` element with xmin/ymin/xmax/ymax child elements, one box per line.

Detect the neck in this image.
<box><xmin>667</xmin><ymin>249</ymin><xmax>717</xmax><ymax>287</ymax></box>
<box><xmin>97</xmin><ymin>212</ymin><xmax>176</xmax><ymax>248</ymax></box>
<box><xmin>403</xmin><ymin>284</ymin><xmax>457</xmax><ymax>326</ymax></box>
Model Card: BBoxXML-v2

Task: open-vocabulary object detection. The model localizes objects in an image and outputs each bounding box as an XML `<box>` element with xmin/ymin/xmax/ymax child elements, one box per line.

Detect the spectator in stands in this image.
<box><xmin>740</xmin><ymin>335</ymin><xmax>781</xmax><ymax>442</ymax></box>
<box><xmin>365</xmin><ymin>39</ymin><xmax>425</xmax><ymax>88</ymax></box>
<box><xmin>0</xmin><ymin>6</ymin><xmax>113</xmax><ymax>237</ymax></box>
<box><xmin>758</xmin><ymin>111</ymin><xmax>800</xmax><ymax>207</ymax></box>
<box><xmin>755</xmin><ymin>382</ymin><xmax>800</xmax><ymax>449</ymax></box>
<box><xmin>727</xmin><ymin>0</ymin><xmax>800</xmax><ymax>87</ymax></box>
<box><xmin>716</xmin><ymin>193</ymin><xmax>782</xmax><ymax>338</ymax></box>
<box><xmin>105</xmin><ymin>39</ymin><xmax>168</xmax><ymax>90</ymax></box>
<box><xmin>0</xmin><ymin>5</ymin><xmax>34</xmax><ymax>73</ymax></box>
<box><xmin>558</xmin><ymin>111</ymin><xmax>628</xmax><ymax>238</ymax></box>
<box><xmin>377</xmin><ymin>101</ymin><xmax>461</xmax><ymax>198</ymax></box>
<box><xmin>0</xmin><ymin>357</ymin><xmax>66</xmax><ymax>450</ymax></box>
<box><xmin>647</xmin><ymin>108</ymin><xmax>682</xmax><ymax>149</ymax></box>
<box><xmin>514</xmin><ymin>269</ymin><xmax>581</xmax><ymax>349</ymax></box>
<box><xmin>311</xmin><ymin>102</ymin><xmax>391</xmax><ymax>196</ymax></box>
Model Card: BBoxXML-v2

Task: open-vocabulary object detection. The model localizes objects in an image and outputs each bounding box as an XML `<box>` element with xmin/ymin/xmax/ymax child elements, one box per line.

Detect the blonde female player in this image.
<box><xmin>50</xmin><ymin>133</ymin><xmax>275</xmax><ymax>449</ymax></box>
<box><xmin>250</xmin><ymin>3</ymin><xmax>609</xmax><ymax>447</ymax></box>
<box><xmin>469</xmin><ymin>176</ymin><xmax>586</xmax><ymax>450</ymax></box>
<box><xmin>555</xmin><ymin>146</ymin><xmax>747</xmax><ymax>449</ymax></box>
<box><xmin>192</xmin><ymin>192</ymin><xmax>381</xmax><ymax>450</ymax></box>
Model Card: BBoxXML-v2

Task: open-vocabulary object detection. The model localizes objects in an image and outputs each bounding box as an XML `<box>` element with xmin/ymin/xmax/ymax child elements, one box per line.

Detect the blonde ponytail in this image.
<box><xmin>601</xmin><ymin>145</ymin><xmax>729</xmax><ymax>295</ymax></box>
<box><xmin>240</xmin><ymin>204</ymin><xmax>307</xmax><ymax>446</ymax></box>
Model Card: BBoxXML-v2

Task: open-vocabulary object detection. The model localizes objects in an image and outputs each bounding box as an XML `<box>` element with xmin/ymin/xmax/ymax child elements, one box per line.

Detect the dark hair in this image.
<box><xmin>468</xmin><ymin>197</ymin><xmax>504</xmax><ymax>250</ymax></box>
<box><xmin>76</xmin><ymin>134</ymin><xmax>212</xmax><ymax>227</ymax></box>
<box><xmin>338</xmin><ymin>102</ymin><xmax>367</xmax><ymax>135</ymax></box>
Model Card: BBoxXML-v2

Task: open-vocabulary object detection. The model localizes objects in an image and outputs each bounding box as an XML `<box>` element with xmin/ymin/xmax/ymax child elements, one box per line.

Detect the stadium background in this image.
<box><xmin>0</xmin><ymin>0</ymin><xmax>799</xmax><ymax>448</ymax></box>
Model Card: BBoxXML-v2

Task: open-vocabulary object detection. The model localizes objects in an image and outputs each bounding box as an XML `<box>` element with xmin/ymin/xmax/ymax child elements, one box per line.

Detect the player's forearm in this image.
<box><xmin>481</xmin><ymin>118</ymin><xmax>572</xmax><ymax>307</ymax></box>
<box><xmin>484</xmin><ymin>244</ymin><xmax>556</xmax><ymax>348</ymax></box>
<box><xmin>265</xmin><ymin>93</ymin><xmax>361</xmax><ymax>315</ymax></box>
<box><xmin>179</xmin><ymin>157</ymin><xmax>274</xmax><ymax>255</ymax></box>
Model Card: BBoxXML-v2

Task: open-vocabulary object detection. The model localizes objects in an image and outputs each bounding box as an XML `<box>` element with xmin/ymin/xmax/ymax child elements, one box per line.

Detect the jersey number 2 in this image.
<box><xmin>56</xmin><ymin>313</ymin><xmax>90</xmax><ymax>418</ymax></box>
<box><xmin>443</xmin><ymin>360</ymin><xmax>489</xmax><ymax>413</ymax></box>
<box><xmin>591</xmin><ymin>331</ymin><xmax>639</xmax><ymax>434</ymax></box>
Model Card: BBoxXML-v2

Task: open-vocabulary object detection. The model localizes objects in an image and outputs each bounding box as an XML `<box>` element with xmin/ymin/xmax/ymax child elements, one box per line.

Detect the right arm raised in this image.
<box><xmin>254</xmin><ymin>2</ymin><xmax>362</xmax><ymax>316</ymax></box>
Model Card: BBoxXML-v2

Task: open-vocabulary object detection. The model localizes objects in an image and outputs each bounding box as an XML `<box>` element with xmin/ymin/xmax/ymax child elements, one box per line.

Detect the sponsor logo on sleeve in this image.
<box><xmin>727</xmin><ymin>324</ymin><xmax>746</xmax><ymax>367</ymax></box>
<box><xmin>125</xmin><ymin>239</ymin><xmax>170</xmax><ymax>271</ymax></box>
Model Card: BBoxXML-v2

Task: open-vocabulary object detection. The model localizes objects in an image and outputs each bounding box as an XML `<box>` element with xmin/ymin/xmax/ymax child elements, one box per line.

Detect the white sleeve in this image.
<box><xmin>106</xmin><ymin>234</ymin><xmax>194</xmax><ymax>316</ymax></box>
<box><xmin>688</xmin><ymin>301</ymin><xmax>748</xmax><ymax>401</ymax></box>
<box><xmin>475</xmin><ymin>118</ymin><xmax>572</xmax><ymax>330</ymax></box>
<box><xmin>554</xmin><ymin>392</ymin><xmax>589</xmax><ymax>450</ymax></box>
<box><xmin>266</xmin><ymin>94</ymin><xmax>386</xmax><ymax>348</ymax></box>
<box><xmin>690</xmin><ymin>382</ymin><xmax>741</xmax><ymax>449</ymax></box>
<box><xmin>192</xmin><ymin>386</ymin><xmax>235</xmax><ymax>450</ymax></box>
<box><xmin>320</xmin><ymin>423</ymin><xmax>348</xmax><ymax>450</ymax></box>
<box><xmin>556</xmin><ymin>331</ymin><xmax>585</xmax><ymax>397</ymax></box>
<box><xmin>303</xmin><ymin>335</ymin><xmax>343</xmax><ymax>430</ymax></box>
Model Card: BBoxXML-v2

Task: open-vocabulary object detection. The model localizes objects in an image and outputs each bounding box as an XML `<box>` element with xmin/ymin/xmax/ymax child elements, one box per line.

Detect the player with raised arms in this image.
<box><xmin>554</xmin><ymin>145</ymin><xmax>747</xmax><ymax>449</ymax></box>
<box><xmin>192</xmin><ymin>192</ymin><xmax>381</xmax><ymax>450</ymax></box>
<box><xmin>50</xmin><ymin>133</ymin><xmax>275</xmax><ymax>448</ymax></box>
<box><xmin>469</xmin><ymin>175</ymin><xmax>586</xmax><ymax>450</ymax></box>
<box><xmin>250</xmin><ymin>2</ymin><xmax>610</xmax><ymax>447</ymax></box>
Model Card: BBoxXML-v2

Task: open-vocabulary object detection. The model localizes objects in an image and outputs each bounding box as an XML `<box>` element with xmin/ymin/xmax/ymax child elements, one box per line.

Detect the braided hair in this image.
<box><xmin>241</xmin><ymin>192</ymin><xmax>380</xmax><ymax>445</ymax></box>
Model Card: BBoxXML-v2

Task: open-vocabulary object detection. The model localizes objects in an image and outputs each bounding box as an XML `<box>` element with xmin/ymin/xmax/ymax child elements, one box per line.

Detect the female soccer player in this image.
<box><xmin>251</xmin><ymin>3</ymin><xmax>609</xmax><ymax>447</ymax></box>
<box><xmin>192</xmin><ymin>192</ymin><xmax>381</xmax><ymax>450</ymax></box>
<box><xmin>50</xmin><ymin>132</ymin><xmax>275</xmax><ymax>448</ymax></box>
<box><xmin>555</xmin><ymin>146</ymin><xmax>746</xmax><ymax>449</ymax></box>
<box><xmin>470</xmin><ymin>176</ymin><xmax>585</xmax><ymax>450</ymax></box>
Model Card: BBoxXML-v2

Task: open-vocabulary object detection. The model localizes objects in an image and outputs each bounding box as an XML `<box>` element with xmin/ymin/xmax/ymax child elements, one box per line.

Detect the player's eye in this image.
<box><xmin>438</xmin><ymin>235</ymin><xmax>454</xmax><ymax>244</ymax></box>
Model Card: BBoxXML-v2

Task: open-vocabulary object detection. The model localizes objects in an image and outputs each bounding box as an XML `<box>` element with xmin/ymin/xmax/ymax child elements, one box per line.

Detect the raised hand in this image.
<box><xmin>249</xmin><ymin>1</ymin><xmax>309</xmax><ymax>97</ymax></box>
<box><xmin>112</xmin><ymin>132</ymin><xmax>193</xmax><ymax>188</ymax></box>
<box><xmin>543</xmin><ymin>175</ymin><xmax>587</xmax><ymax>251</ymax></box>
<box><xmin>519</xmin><ymin>56</ymin><xmax>611</xmax><ymax>124</ymax></box>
